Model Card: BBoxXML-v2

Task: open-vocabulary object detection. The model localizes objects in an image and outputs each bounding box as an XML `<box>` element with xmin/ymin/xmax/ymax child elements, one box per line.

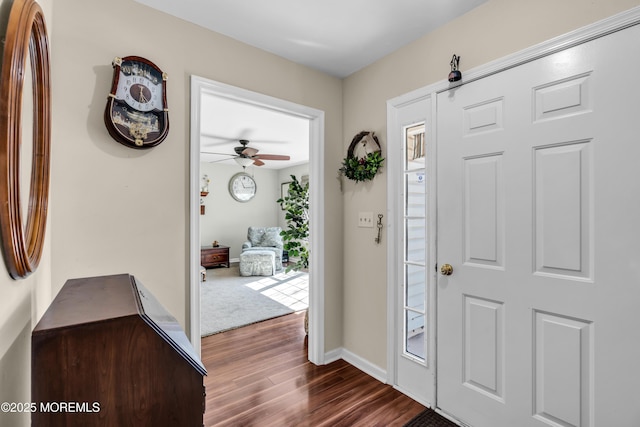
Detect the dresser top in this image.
<box><xmin>34</xmin><ymin>274</ymin><xmax>139</xmax><ymax>332</ymax></box>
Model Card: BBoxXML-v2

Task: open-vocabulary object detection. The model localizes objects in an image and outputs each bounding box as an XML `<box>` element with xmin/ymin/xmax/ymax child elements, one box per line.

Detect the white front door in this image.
<box><xmin>437</xmin><ymin>24</ymin><xmax>640</xmax><ymax>427</ymax></box>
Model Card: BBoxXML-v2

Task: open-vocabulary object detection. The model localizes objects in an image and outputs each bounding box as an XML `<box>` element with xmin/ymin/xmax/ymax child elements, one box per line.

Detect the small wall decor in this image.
<box><xmin>339</xmin><ymin>131</ymin><xmax>384</xmax><ymax>183</ymax></box>
<box><xmin>104</xmin><ymin>56</ymin><xmax>169</xmax><ymax>148</ymax></box>
<box><xmin>199</xmin><ymin>175</ymin><xmax>209</xmax><ymax>215</ymax></box>
<box><xmin>448</xmin><ymin>54</ymin><xmax>462</xmax><ymax>82</ymax></box>
<box><xmin>200</xmin><ymin>174</ymin><xmax>210</xmax><ymax>196</ymax></box>
<box><xmin>375</xmin><ymin>214</ymin><xmax>384</xmax><ymax>244</ymax></box>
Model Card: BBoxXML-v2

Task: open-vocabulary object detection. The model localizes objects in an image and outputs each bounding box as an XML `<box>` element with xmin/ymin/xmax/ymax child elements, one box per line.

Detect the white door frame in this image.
<box><xmin>188</xmin><ymin>76</ymin><xmax>326</xmax><ymax>364</ymax></box>
<box><xmin>386</xmin><ymin>4</ymin><xmax>640</xmax><ymax>412</ymax></box>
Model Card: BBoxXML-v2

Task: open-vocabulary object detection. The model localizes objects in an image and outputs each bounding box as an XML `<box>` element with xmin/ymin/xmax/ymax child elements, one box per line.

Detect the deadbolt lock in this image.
<box><xmin>440</xmin><ymin>264</ymin><xmax>453</xmax><ymax>276</ymax></box>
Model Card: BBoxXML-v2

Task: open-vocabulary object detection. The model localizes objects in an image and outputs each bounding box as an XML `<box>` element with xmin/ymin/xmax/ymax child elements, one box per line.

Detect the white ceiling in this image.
<box><xmin>199</xmin><ymin>94</ymin><xmax>310</xmax><ymax>170</ymax></box>
<box><xmin>136</xmin><ymin>0</ymin><xmax>486</xmax><ymax>78</ymax></box>
<box><xmin>135</xmin><ymin>0</ymin><xmax>487</xmax><ymax>168</ymax></box>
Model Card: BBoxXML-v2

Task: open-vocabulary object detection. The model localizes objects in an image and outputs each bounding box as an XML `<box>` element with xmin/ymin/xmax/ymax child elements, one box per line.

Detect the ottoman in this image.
<box><xmin>239</xmin><ymin>250</ymin><xmax>276</xmax><ymax>277</ymax></box>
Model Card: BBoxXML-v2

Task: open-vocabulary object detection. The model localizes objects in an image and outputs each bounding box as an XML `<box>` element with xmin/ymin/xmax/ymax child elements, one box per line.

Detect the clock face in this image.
<box><xmin>229</xmin><ymin>173</ymin><xmax>257</xmax><ymax>202</ymax></box>
<box><xmin>115</xmin><ymin>60</ymin><xmax>164</xmax><ymax>112</ymax></box>
<box><xmin>104</xmin><ymin>56</ymin><xmax>169</xmax><ymax>149</ymax></box>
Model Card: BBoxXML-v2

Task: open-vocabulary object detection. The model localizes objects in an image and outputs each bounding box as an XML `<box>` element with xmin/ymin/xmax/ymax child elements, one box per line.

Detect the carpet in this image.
<box><xmin>200</xmin><ymin>265</ymin><xmax>308</xmax><ymax>337</ymax></box>
<box><xmin>403</xmin><ymin>408</ymin><xmax>459</xmax><ymax>427</ymax></box>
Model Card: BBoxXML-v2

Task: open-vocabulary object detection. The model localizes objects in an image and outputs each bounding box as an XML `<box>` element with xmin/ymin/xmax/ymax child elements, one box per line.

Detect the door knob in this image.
<box><xmin>440</xmin><ymin>264</ymin><xmax>453</xmax><ymax>276</ymax></box>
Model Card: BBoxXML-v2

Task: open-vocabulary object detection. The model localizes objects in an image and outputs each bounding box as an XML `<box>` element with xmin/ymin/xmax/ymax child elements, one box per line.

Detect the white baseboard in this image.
<box><xmin>324</xmin><ymin>347</ymin><xmax>387</xmax><ymax>384</ymax></box>
<box><xmin>323</xmin><ymin>347</ymin><xmax>342</xmax><ymax>364</ymax></box>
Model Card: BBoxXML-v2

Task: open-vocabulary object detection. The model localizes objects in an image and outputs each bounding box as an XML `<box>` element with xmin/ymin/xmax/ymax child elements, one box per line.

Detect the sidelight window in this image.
<box><xmin>403</xmin><ymin>123</ymin><xmax>426</xmax><ymax>360</ymax></box>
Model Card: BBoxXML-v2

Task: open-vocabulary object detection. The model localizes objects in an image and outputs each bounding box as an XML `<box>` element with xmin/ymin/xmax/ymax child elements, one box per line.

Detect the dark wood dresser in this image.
<box><xmin>200</xmin><ymin>245</ymin><xmax>230</xmax><ymax>268</ymax></box>
<box><xmin>32</xmin><ymin>274</ymin><xmax>206</xmax><ymax>427</ymax></box>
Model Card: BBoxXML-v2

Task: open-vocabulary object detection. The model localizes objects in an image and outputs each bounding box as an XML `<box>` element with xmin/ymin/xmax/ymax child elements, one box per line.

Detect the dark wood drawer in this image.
<box><xmin>202</xmin><ymin>253</ymin><xmax>225</xmax><ymax>263</ymax></box>
<box><xmin>201</xmin><ymin>246</ymin><xmax>229</xmax><ymax>268</ymax></box>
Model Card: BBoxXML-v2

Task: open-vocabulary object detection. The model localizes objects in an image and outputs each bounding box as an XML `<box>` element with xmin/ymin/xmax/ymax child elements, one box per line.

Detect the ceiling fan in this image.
<box><xmin>203</xmin><ymin>139</ymin><xmax>291</xmax><ymax>167</ymax></box>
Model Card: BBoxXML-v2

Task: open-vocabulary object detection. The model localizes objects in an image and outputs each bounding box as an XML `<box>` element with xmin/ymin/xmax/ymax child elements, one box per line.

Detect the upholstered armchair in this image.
<box><xmin>241</xmin><ymin>226</ymin><xmax>284</xmax><ymax>271</ymax></box>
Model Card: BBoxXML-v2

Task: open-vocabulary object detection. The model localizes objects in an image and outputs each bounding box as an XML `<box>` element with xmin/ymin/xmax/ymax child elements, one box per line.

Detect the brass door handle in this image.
<box><xmin>440</xmin><ymin>264</ymin><xmax>453</xmax><ymax>276</ymax></box>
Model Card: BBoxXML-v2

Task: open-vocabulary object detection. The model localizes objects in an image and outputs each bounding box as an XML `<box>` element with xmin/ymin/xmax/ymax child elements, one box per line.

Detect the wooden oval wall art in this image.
<box><xmin>0</xmin><ymin>0</ymin><xmax>51</xmax><ymax>279</ymax></box>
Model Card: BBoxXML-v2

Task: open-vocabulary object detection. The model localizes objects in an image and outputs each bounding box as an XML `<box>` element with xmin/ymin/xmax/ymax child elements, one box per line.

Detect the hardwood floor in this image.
<box><xmin>202</xmin><ymin>312</ymin><xmax>425</xmax><ymax>426</ymax></box>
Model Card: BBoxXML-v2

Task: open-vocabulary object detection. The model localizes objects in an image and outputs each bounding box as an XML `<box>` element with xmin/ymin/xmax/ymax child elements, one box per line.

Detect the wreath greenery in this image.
<box><xmin>339</xmin><ymin>131</ymin><xmax>385</xmax><ymax>182</ymax></box>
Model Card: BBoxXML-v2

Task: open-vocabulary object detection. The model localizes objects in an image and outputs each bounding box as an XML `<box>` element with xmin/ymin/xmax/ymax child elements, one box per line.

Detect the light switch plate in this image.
<box><xmin>358</xmin><ymin>212</ymin><xmax>374</xmax><ymax>228</ymax></box>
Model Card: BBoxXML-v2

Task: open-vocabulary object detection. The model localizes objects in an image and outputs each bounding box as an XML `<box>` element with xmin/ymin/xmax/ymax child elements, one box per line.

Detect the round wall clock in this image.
<box><xmin>229</xmin><ymin>172</ymin><xmax>257</xmax><ymax>202</ymax></box>
<box><xmin>104</xmin><ymin>56</ymin><xmax>169</xmax><ymax>148</ymax></box>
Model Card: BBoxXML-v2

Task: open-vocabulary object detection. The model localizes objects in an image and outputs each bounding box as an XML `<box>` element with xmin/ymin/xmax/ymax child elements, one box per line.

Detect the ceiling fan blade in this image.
<box><xmin>242</xmin><ymin>147</ymin><xmax>259</xmax><ymax>157</ymax></box>
<box><xmin>208</xmin><ymin>158</ymin><xmax>234</xmax><ymax>164</ymax></box>
<box><xmin>201</xmin><ymin>151</ymin><xmax>235</xmax><ymax>156</ymax></box>
<box><xmin>244</xmin><ymin>139</ymin><xmax>290</xmax><ymax>145</ymax></box>
<box><xmin>253</xmin><ymin>159</ymin><xmax>265</xmax><ymax>166</ymax></box>
<box><xmin>201</xmin><ymin>129</ymin><xmax>255</xmax><ymax>142</ymax></box>
<box><xmin>200</xmin><ymin>133</ymin><xmax>237</xmax><ymax>145</ymax></box>
<box><xmin>255</xmin><ymin>154</ymin><xmax>290</xmax><ymax>161</ymax></box>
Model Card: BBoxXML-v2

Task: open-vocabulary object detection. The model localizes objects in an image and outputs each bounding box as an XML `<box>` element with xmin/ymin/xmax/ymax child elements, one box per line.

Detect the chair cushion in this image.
<box><xmin>248</xmin><ymin>226</ymin><xmax>282</xmax><ymax>247</ymax></box>
<box><xmin>247</xmin><ymin>227</ymin><xmax>264</xmax><ymax>246</ymax></box>
<box><xmin>260</xmin><ymin>228</ymin><xmax>281</xmax><ymax>247</ymax></box>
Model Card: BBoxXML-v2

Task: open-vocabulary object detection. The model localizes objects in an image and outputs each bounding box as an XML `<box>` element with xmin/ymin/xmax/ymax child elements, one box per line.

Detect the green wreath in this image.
<box><xmin>339</xmin><ymin>131</ymin><xmax>385</xmax><ymax>182</ymax></box>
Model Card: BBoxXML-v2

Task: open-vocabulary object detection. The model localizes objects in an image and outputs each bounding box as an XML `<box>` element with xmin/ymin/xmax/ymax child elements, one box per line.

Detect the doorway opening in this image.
<box><xmin>189</xmin><ymin>76</ymin><xmax>325</xmax><ymax>364</ymax></box>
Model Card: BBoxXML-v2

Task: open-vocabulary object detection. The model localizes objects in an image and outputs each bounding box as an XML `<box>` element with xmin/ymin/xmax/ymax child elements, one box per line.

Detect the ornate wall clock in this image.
<box><xmin>229</xmin><ymin>172</ymin><xmax>257</xmax><ymax>202</ymax></box>
<box><xmin>104</xmin><ymin>56</ymin><xmax>169</xmax><ymax>148</ymax></box>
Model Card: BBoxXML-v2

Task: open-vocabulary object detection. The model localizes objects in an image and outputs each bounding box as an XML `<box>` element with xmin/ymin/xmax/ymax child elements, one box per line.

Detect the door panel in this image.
<box><xmin>534</xmin><ymin>141</ymin><xmax>592</xmax><ymax>280</ymax></box>
<box><xmin>464</xmin><ymin>154</ymin><xmax>504</xmax><ymax>268</ymax></box>
<box><xmin>437</xmin><ymin>24</ymin><xmax>640</xmax><ymax>427</ymax></box>
<box><xmin>463</xmin><ymin>295</ymin><xmax>504</xmax><ymax>402</ymax></box>
<box><xmin>533</xmin><ymin>311</ymin><xmax>592</xmax><ymax>427</ymax></box>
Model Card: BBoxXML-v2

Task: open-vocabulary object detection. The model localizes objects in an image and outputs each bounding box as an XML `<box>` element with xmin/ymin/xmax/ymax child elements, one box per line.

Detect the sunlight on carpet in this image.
<box><xmin>200</xmin><ymin>265</ymin><xmax>308</xmax><ymax>336</ymax></box>
<box><xmin>244</xmin><ymin>270</ymin><xmax>308</xmax><ymax>311</ymax></box>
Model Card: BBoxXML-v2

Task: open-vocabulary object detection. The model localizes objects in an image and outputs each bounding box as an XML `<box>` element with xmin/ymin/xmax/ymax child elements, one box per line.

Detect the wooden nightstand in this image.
<box><xmin>201</xmin><ymin>245</ymin><xmax>230</xmax><ymax>268</ymax></box>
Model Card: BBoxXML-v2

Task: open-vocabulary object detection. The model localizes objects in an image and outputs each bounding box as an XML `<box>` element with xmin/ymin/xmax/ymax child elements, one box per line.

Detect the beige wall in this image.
<box><xmin>341</xmin><ymin>0</ymin><xmax>640</xmax><ymax>368</ymax></box>
<box><xmin>50</xmin><ymin>0</ymin><xmax>344</xmax><ymax>355</ymax></box>
<box><xmin>199</xmin><ymin>163</ymin><xmax>279</xmax><ymax>259</ymax></box>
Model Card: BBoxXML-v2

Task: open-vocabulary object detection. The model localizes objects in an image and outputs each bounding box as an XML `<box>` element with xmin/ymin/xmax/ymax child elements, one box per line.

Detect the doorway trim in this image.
<box><xmin>189</xmin><ymin>76</ymin><xmax>325</xmax><ymax>364</ymax></box>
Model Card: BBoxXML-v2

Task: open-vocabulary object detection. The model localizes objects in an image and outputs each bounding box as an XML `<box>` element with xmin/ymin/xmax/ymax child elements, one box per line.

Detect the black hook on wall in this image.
<box><xmin>448</xmin><ymin>54</ymin><xmax>462</xmax><ymax>82</ymax></box>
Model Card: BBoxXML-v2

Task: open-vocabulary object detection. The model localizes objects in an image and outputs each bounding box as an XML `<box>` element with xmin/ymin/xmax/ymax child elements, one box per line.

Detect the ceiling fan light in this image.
<box><xmin>234</xmin><ymin>156</ymin><xmax>254</xmax><ymax>167</ymax></box>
